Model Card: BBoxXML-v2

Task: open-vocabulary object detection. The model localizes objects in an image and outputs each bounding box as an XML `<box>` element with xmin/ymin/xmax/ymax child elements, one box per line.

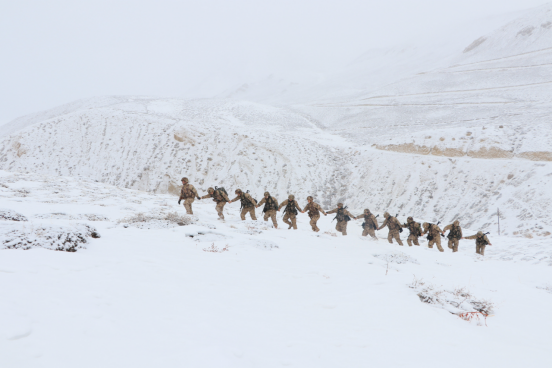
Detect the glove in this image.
<box><xmin>178</xmin><ymin>199</ymin><xmax>181</xmax><ymax>205</ymax></box>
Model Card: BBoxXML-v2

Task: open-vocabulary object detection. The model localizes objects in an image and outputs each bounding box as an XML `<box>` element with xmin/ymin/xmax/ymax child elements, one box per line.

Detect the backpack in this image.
<box><xmin>240</xmin><ymin>191</ymin><xmax>256</xmax><ymax>208</ymax></box>
<box><xmin>426</xmin><ymin>221</ymin><xmax>441</xmax><ymax>241</ymax></box>
<box><xmin>335</xmin><ymin>207</ymin><xmax>351</xmax><ymax>222</ymax></box>
<box><xmin>393</xmin><ymin>214</ymin><xmax>403</xmax><ymax>233</ymax></box>
<box><xmin>448</xmin><ymin>225</ymin><xmax>461</xmax><ymax>239</ymax></box>
<box><xmin>214</xmin><ymin>186</ymin><xmax>228</xmax><ymax>197</ymax></box>
<box><xmin>246</xmin><ymin>190</ymin><xmax>257</xmax><ymax>205</ymax></box>
<box><xmin>362</xmin><ymin>214</ymin><xmax>378</xmax><ymax>229</ymax></box>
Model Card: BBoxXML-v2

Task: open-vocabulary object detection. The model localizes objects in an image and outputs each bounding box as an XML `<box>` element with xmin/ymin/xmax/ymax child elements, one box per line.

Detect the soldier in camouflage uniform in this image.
<box><xmin>463</xmin><ymin>231</ymin><xmax>492</xmax><ymax>255</ymax></box>
<box><xmin>443</xmin><ymin>220</ymin><xmax>463</xmax><ymax>252</ymax></box>
<box><xmin>377</xmin><ymin>212</ymin><xmax>403</xmax><ymax>245</ymax></box>
<box><xmin>278</xmin><ymin>194</ymin><xmax>303</xmax><ymax>230</ymax></box>
<box><xmin>301</xmin><ymin>196</ymin><xmax>327</xmax><ymax>232</ymax></box>
<box><xmin>422</xmin><ymin>222</ymin><xmax>444</xmax><ymax>252</ymax></box>
<box><xmin>354</xmin><ymin>209</ymin><xmax>378</xmax><ymax>239</ymax></box>
<box><xmin>402</xmin><ymin>216</ymin><xmax>422</xmax><ymax>246</ymax></box>
<box><xmin>200</xmin><ymin>187</ymin><xmax>230</xmax><ymax>220</ymax></box>
<box><xmin>256</xmin><ymin>191</ymin><xmax>279</xmax><ymax>228</ymax></box>
<box><xmin>228</xmin><ymin>189</ymin><xmax>257</xmax><ymax>220</ymax></box>
<box><xmin>327</xmin><ymin>203</ymin><xmax>353</xmax><ymax>236</ymax></box>
<box><xmin>178</xmin><ymin>177</ymin><xmax>200</xmax><ymax>215</ymax></box>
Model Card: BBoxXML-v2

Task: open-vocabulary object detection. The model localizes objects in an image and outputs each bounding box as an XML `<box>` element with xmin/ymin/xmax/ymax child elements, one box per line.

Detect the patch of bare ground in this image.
<box><xmin>374</xmin><ymin>143</ymin><xmax>551</xmax><ymax>161</ymax></box>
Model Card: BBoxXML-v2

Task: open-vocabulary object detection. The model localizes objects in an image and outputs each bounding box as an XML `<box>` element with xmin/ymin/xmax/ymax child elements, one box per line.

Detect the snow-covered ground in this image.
<box><xmin>1</xmin><ymin>170</ymin><xmax>551</xmax><ymax>367</ymax></box>
<box><xmin>1</xmin><ymin>4</ymin><xmax>551</xmax><ymax>367</ymax></box>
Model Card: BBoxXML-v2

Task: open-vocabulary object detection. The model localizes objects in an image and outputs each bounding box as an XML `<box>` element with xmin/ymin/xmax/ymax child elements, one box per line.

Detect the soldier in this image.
<box><xmin>178</xmin><ymin>177</ymin><xmax>200</xmax><ymax>215</ymax></box>
<box><xmin>463</xmin><ymin>231</ymin><xmax>492</xmax><ymax>256</ymax></box>
<box><xmin>228</xmin><ymin>189</ymin><xmax>257</xmax><ymax>220</ymax></box>
<box><xmin>301</xmin><ymin>196</ymin><xmax>327</xmax><ymax>232</ymax></box>
<box><xmin>422</xmin><ymin>222</ymin><xmax>444</xmax><ymax>252</ymax></box>
<box><xmin>354</xmin><ymin>209</ymin><xmax>378</xmax><ymax>239</ymax></box>
<box><xmin>256</xmin><ymin>191</ymin><xmax>279</xmax><ymax>228</ymax></box>
<box><xmin>278</xmin><ymin>194</ymin><xmax>303</xmax><ymax>230</ymax></box>
<box><xmin>377</xmin><ymin>212</ymin><xmax>403</xmax><ymax>245</ymax></box>
<box><xmin>200</xmin><ymin>186</ymin><xmax>230</xmax><ymax>220</ymax></box>
<box><xmin>402</xmin><ymin>216</ymin><xmax>422</xmax><ymax>246</ymax></box>
<box><xmin>443</xmin><ymin>220</ymin><xmax>463</xmax><ymax>252</ymax></box>
<box><xmin>327</xmin><ymin>203</ymin><xmax>353</xmax><ymax>236</ymax></box>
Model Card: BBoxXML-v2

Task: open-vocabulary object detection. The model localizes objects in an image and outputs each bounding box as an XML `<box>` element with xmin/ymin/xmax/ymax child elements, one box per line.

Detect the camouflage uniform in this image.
<box><xmin>278</xmin><ymin>195</ymin><xmax>303</xmax><ymax>230</ymax></box>
<box><xmin>402</xmin><ymin>217</ymin><xmax>422</xmax><ymax>246</ymax></box>
<box><xmin>464</xmin><ymin>231</ymin><xmax>491</xmax><ymax>256</ymax></box>
<box><xmin>303</xmin><ymin>196</ymin><xmax>326</xmax><ymax>232</ymax></box>
<box><xmin>201</xmin><ymin>187</ymin><xmax>230</xmax><ymax>220</ymax></box>
<box><xmin>378</xmin><ymin>212</ymin><xmax>403</xmax><ymax>245</ymax></box>
<box><xmin>355</xmin><ymin>209</ymin><xmax>378</xmax><ymax>239</ymax></box>
<box><xmin>443</xmin><ymin>220</ymin><xmax>463</xmax><ymax>252</ymax></box>
<box><xmin>229</xmin><ymin>190</ymin><xmax>257</xmax><ymax>220</ymax></box>
<box><xmin>257</xmin><ymin>192</ymin><xmax>279</xmax><ymax>227</ymax></box>
<box><xmin>178</xmin><ymin>177</ymin><xmax>199</xmax><ymax>215</ymax></box>
<box><xmin>327</xmin><ymin>203</ymin><xmax>353</xmax><ymax>235</ymax></box>
<box><xmin>422</xmin><ymin>222</ymin><xmax>444</xmax><ymax>252</ymax></box>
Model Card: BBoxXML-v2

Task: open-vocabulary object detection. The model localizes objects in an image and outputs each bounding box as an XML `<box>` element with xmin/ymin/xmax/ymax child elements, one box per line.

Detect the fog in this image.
<box><xmin>0</xmin><ymin>0</ymin><xmax>548</xmax><ymax>122</ymax></box>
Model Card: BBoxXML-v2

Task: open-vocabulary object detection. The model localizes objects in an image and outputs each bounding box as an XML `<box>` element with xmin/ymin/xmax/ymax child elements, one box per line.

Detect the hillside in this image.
<box><xmin>0</xmin><ymin>4</ymin><xmax>551</xmax><ymax>240</ymax></box>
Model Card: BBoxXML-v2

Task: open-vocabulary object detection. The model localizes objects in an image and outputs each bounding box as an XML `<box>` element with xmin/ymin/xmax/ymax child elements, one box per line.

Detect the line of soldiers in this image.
<box><xmin>178</xmin><ymin>177</ymin><xmax>493</xmax><ymax>255</ymax></box>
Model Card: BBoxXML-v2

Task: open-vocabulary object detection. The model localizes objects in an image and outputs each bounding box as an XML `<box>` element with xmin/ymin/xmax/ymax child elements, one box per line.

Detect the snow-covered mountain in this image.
<box><xmin>0</xmin><ymin>3</ymin><xmax>551</xmax><ymax>240</ymax></box>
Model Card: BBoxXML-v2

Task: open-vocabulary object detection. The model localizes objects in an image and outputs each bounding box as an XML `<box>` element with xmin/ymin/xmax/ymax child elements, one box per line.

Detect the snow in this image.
<box><xmin>0</xmin><ymin>4</ymin><xmax>551</xmax><ymax>366</ymax></box>
<box><xmin>1</xmin><ymin>170</ymin><xmax>551</xmax><ymax>367</ymax></box>
<box><xmin>1</xmin><ymin>6</ymin><xmax>551</xmax><ymax>240</ymax></box>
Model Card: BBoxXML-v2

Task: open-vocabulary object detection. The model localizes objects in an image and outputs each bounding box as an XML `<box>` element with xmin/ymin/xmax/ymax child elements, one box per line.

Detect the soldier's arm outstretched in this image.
<box><xmin>295</xmin><ymin>201</ymin><xmax>303</xmax><ymax>213</ymax></box>
<box><xmin>256</xmin><ymin>197</ymin><xmax>266</xmax><ymax>208</ymax></box>
<box><xmin>278</xmin><ymin>200</ymin><xmax>288</xmax><ymax>211</ymax></box>
<box><xmin>377</xmin><ymin>218</ymin><xmax>388</xmax><ymax>230</ymax></box>
<box><xmin>326</xmin><ymin>208</ymin><xmax>338</xmax><ymax>215</ymax></box>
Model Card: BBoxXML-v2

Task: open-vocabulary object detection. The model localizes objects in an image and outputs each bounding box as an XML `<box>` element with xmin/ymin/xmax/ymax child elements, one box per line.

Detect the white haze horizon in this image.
<box><xmin>0</xmin><ymin>0</ymin><xmax>549</xmax><ymax>122</ymax></box>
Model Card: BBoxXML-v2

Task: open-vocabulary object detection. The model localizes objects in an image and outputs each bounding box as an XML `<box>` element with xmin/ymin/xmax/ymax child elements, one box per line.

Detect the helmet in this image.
<box><xmin>264</xmin><ymin>191</ymin><xmax>270</xmax><ymax>196</ymax></box>
<box><xmin>181</xmin><ymin>177</ymin><xmax>188</xmax><ymax>182</ymax></box>
<box><xmin>208</xmin><ymin>187</ymin><xmax>214</xmax><ymax>193</ymax></box>
<box><xmin>407</xmin><ymin>216</ymin><xmax>413</xmax><ymax>222</ymax></box>
<box><xmin>453</xmin><ymin>220</ymin><xmax>460</xmax><ymax>226</ymax></box>
<box><xmin>288</xmin><ymin>194</ymin><xmax>295</xmax><ymax>200</ymax></box>
<box><xmin>337</xmin><ymin>202</ymin><xmax>343</xmax><ymax>207</ymax></box>
<box><xmin>235</xmin><ymin>189</ymin><xmax>242</xmax><ymax>194</ymax></box>
<box><xmin>307</xmin><ymin>196</ymin><xmax>313</xmax><ymax>201</ymax></box>
<box><xmin>383</xmin><ymin>212</ymin><xmax>390</xmax><ymax>218</ymax></box>
<box><xmin>477</xmin><ymin>231</ymin><xmax>483</xmax><ymax>236</ymax></box>
<box><xmin>364</xmin><ymin>209</ymin><xmax>370</xmax><ymax>213</ymax></box>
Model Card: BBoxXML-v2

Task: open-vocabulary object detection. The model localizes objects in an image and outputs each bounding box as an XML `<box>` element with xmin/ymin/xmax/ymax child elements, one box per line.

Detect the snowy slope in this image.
<box><xmin>0</xmin><ymin>97</ymin><xmax>339</xmax><ymax>201</ymax></box>
<box><xmin>1</xmin><ymin>170</ymin><xmax>551</xmax><ymax>367</ymax></box>
<box><xmin>1</xmin><ymin>4</ymin><xmax>551</xmax><ymax>241</ymax></box>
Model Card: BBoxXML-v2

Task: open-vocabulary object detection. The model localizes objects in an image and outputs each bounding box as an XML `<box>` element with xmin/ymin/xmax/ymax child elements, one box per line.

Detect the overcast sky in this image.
<box><xmin>0</xmin><ymin>0</ymin><xmax>548</xmax><ymax>122</ymax></box>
